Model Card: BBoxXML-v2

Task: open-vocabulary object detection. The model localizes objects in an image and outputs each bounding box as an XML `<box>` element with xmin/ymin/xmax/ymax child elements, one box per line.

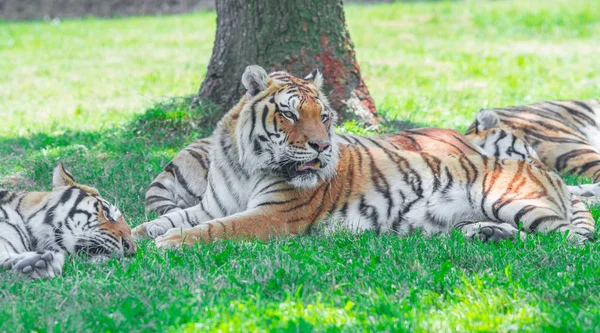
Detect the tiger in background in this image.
<box><xmin>466</xmin><ymin>99</ymin><xmax>600</xmax><ymax>184</ymax></box>
<box><xmin>467</xmin><ymin>109</ymin><xmax>600</xmax><ymax>198</ymax></box>
<box><xmin>134</xmin><ymin>65</ymin><xmax>595</xmax><ymax>248</ymax></box>
<box><xmin>0</xmin><ymin>164</ymin><xmax>135</xmax><ymax>279</ymax></box>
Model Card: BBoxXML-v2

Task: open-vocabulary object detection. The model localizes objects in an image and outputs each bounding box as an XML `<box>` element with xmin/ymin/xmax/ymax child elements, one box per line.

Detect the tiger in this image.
<box><xmin>467</xmin><ymin>108</ymin><xmax>600</xmax><ymax>198</ymax></box>
<box><xmin>467</xmin><ymin>111</ymin><xmax>600</xmax><ymax>197</ymax></box>
<box><xmin>466</xmin><ymin>100</ymin><xmax>600</xmax><ymax>181</ymax></box>
<box><xmin>0</xmin><ymin>164</ymin><xmax>135</xmax><ymax>279</ymax></box>
<box><xmin>133</xmin><ymin>65</ymin><xmax>595</xmax><ymax>248</ymax></box>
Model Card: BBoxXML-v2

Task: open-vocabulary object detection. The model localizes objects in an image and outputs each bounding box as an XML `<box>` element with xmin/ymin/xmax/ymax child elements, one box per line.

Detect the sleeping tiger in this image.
<box><xmin>134</xmin><ymin>65</ymin><xmax>595</xmax><ymax>247</ymax></box>
<box><xmin>0</xmin><ymin>164</ymin><xmax>135</xmax><ymax>279</ymax></box>
<box><xmin>466</xmin><ymin>100</ymin><xmax>600</xmax><ymax>183</ymax></box>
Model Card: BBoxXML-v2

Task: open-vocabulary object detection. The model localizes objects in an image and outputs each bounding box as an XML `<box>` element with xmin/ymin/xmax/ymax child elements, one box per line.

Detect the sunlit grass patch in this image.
<box><xmin>182</xmin><ymin>298</ymin><xmax>360</xmax><ymax>332</ymax></box>
<box><xmin>415</xmin><ymin>280</ymin><xmax>542</xmax><ymax>332</ymax></box>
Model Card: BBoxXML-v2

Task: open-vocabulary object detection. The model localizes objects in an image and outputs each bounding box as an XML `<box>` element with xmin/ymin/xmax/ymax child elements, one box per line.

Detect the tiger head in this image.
<box><xmin>43</xmin><ymin>164</ymin><xmax>136</xmax><ymax>257</ymax></box>
<box><xmin>235</xmin><ymin>65</ymin><xmax>338</xmax><ymax>188</ymax></box>
<box><xmin>468</xmin><ymin>109</ymin><xmax>540</xmax><ymax>164</ymax></box>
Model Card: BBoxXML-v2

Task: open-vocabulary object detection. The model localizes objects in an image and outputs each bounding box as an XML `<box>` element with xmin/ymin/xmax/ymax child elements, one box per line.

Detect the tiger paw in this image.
<box><xmin>131</xmin><ymin>224</ymin><xmax>149</xmax><ymax>240</ymax></box>
<box><xmin>459</xmin><ymin>222</ymin><xmax>523</xmax><ymax>243</ymax></box>
<box><xmin>155</xmin><ymin>227</ymin><xmax>198</xmax><ymax>249</ymax></box>
<box><xmin>9</xmin><ymin>251</ymin><xmax>65</xmax><ymax>279</ymax></box>
<box><xmin>132</xmin><ymin>220</ymin><xmax>170</xmax><ymax>240</ymax></box>
<box><xmin>564</xmin><ymin>228</ymin><xmax>592</xmax><ymax>245</ymax></box>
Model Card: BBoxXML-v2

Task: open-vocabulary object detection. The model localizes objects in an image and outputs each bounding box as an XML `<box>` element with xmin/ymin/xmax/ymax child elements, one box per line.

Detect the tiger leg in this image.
<box><xmin>133</xmin><ymin>202</ymin><xmax>216</xmax><ymax>240</ymax></box>
<box><xmin>455</xmin><ymin>221</ymin><xmax>525</xmax><ymax>243</ymax></box>
<box><xmin>518</xmin><ymin>208</ymin><xmax>592</xmax><ymax>244</ymax></box>
<box><xmin>154</xmin><ymin>208</ymin><xmax>311</xmax><ymax>249</ymax></box>
<box><xmin>145</xmin><ymin>139</ymin><xmax>211</xmax><ymax>215</ymax></box>
<box><xmin>8</xmin><ymin>251</ymin><xmax>65</xmax><ymax>279</ymax></box>
<box><xmin>568</xmin><ymin>199</ymin><xmax>596</xmax><ymax>236</ymax></box>
<box><xmin>0</xmin><ymin>217</ymin><xmax>30</xmax><ymax>267</ymax></box>
<box><xmin>547</xmin><ymin>143</ymin><xmax>600</xmax><ymax>182</ymax></box>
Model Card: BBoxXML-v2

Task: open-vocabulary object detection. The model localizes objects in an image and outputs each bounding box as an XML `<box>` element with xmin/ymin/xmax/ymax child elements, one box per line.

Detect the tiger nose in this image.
<box><xmin>308</xmin><ymin>140</ymin><xmax>331</xmax><ymax>153</ymax></box>
<box><xmin>122</xmin><ymin>237</ymin><xmax>136</xmax><ymax>257</ymax></box>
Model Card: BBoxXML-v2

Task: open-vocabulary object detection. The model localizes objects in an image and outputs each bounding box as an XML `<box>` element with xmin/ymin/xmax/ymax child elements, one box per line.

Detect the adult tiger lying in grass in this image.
<box><xmin>144</xmin><ymin>109</ymin><xmax>598</xmax><ymax>237</ymax></box>
<box><xmin>134</xmin><ymin>65</ymin><xmax>595</xmax><ymax>248</ymax></box>
<box><xmin>0</xmin><ymin>164</ymin><xmax>135</xmax><ymax>279</ymax></box>
<box><xmin>466</xmin><ymin>99</ymin><xmax>600</xmax><ymax>183</ymax></box>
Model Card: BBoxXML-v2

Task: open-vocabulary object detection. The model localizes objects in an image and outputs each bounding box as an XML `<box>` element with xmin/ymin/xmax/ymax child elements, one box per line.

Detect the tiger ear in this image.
<box><xmin>476</xmin><ymin>109</ymin><xmax>500</xmax><ymax>132</ymax></box>
<box><xmin>242</xmin><ymin>65</ymin><xmax>270</xmax><ymax>98</ymax></box>
<box><xmin>52</xmin><ymin>163</ymin><xmax>77</xmax><ymax>188</ymax></box>
<box><xmin>304</xmin><ymin>69</ymin><xmax>323</xmax><ymax>89</ymax></box>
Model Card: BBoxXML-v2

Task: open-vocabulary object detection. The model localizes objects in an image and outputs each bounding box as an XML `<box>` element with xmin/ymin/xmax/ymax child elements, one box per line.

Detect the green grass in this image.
<box><xmin>1</xmin><ymin>0</ymin><xmax>600</xmax><ymax>332</ymax></box>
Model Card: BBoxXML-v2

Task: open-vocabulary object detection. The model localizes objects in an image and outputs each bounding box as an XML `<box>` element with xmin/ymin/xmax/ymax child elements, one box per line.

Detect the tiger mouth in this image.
<box><xmin>296</xmin><ymin>159</ymin><xmax>321</xmax><ymax>172</ymax></box>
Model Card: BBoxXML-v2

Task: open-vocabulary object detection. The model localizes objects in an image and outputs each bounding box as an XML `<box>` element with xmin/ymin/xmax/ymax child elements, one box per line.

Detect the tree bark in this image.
<box><xmin>199</xmin><ymin>0</ymin><xmax>379</xmax><ymax>125</ymax></box>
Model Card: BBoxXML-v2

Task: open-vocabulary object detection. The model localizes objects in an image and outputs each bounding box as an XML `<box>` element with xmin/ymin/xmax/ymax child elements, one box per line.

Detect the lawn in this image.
<box><xmin>1</xmin><ymin>0</ymin><xmax>600</xmax><ymax>332</ymax></box>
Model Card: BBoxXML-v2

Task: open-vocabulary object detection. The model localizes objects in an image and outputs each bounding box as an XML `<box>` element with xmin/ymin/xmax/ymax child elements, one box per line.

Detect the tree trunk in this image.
<box><xmin>199</xmin><ymin>0</ymin><xmax>379</xmax><ymax>125</ymax></box>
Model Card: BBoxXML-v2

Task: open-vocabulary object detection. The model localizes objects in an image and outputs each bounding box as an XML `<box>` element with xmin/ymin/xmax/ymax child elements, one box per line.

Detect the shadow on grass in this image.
<box><xmin>0</xmin><ymin>96</ymin><xmax>221</xmax><ymax>221</ymax></box>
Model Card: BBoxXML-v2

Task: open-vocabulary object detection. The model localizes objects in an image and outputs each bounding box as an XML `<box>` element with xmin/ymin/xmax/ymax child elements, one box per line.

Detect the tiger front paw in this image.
<box><xmin>9</xmin><ymin>251</ymin><xmax>65</xmax><ymax>279</ymax></box>
<box><xmin>564</xmin><ymin>228</ymin><xmax>593</xmax><ymax>245</ymax></box>
<box><xmin>458</xmin><ymin>222</ymin><xmax>523</xmax><ymax>243</ymax></box>
<box><xmin>155</xmin><ymin>227</ymin><xmax>200</xmax><ymax>249</ymax></box>
<box><xmin>131</xmin><ymin>224</ymin><xmax>149</xmax><ymax>240</ymax></box>
<box><xmin>132</xmin><ymin>220</ymin><xmax>171</xmax><ymax>240</ymax></box>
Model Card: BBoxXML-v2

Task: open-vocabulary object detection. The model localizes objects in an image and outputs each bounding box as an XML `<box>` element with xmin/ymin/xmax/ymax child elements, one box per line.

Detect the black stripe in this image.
<box><xmin>282</xmin><ymin>183</ymin><xmax>327</xmax><ymax>213</ymax></box>
<box><xmin>208</xmin><ymin>184</ymin><xmax>227</xmax><ymax>216</ymax></box>
<box><xmin>0</xmin><ymin>235</ymin><xmax>20</xmax><ymax>252</ymax></box>
<box><xmin>146</xmin><ymin>195</ymin><xmax>173</xmax><ymax>204</ymax></box>
<box><xmin>256</xmin><ymin>180</ymin><xmax>287</xmax><ymax>195</ymax></box>
<box><xmin>256</xmin><ymin>199</ymin><xmax>297</xmax><ymax>207</ymax></box>
<box><xmin>261</xmin><ymin>105</ymin><xmax>275</xmax><ymax>137</ymax></box>
<box><xmin>0</xmin><ymin>219</ymin><xmax>30</xmax><ymax>250</ymax></box>
<box><xmin>528</xmin><ymin>216</ymin><xmax>560</xmax><ymax>231</ymax></box>
<box><xmin>166</xmin><ymin>164</ymin><xmax>198</xmax><ymax>198</ymax></box>
<box><xmin>573</xmin><ymin>160</ymin><xmax>600</xmax><ymax>175</ymax></box>
<box><xmin>548</xmin><ymin>101</ymin><xmax>596</xmax><ymax>127</ymax></box>
<box><xmin>186</xmin><ymin>149</ymin><xmax>208</xmax><ymax>170</ymax></box>
<box><xmin>200</xmin><ymin>200</ymin><xmax>214</xmax><ymax>220</ymax></box>
<box><xmin>555</xmin><ymin>149</ymin><xmax>598</xmax><ymax>171</ymax></box>
<box><xmin>149</xmin><ymin>182</ymin><xmax>168</xmax><ymax>190</ymax></box>
<box><xmin>165</xmin><ymin>216</ymin><xmax>176</xmax><ymax>228</ymax></box>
